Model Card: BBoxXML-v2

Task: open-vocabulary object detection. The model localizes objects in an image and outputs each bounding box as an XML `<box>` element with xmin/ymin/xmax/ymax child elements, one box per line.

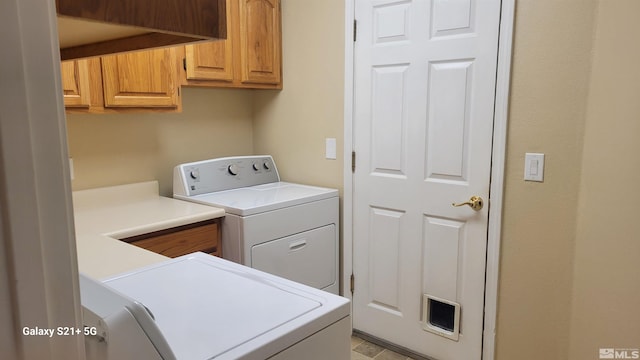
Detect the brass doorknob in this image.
<box><xmin>452</xmin><ymin>196</ymin><xmax>484</xmax><ymax>211</ymax></box>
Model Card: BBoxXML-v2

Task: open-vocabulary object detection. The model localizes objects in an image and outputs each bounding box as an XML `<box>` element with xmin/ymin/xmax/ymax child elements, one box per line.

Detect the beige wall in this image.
<box><xmin>252</xmin><ymin>0</ymin><xmax>345</xmax><ymax>191</ymax></box>
<box><xmin>66</xmin><ymin>87</ymin><xmax>255</xmax><ymax>196</ymax></box>
<box><xmin>569</xmin><ymin>1</ymin><xmax>640</xmax><ymax>358</ymax></box>
<box><xmin>66</xmin><ymin>0</ymin><xmax>347</xmax><ymax>197</ymax></box>
<box><xmin>496</xmin><ymin>1</ymin><xmax>597</xmax><ymax>359</ymax></box>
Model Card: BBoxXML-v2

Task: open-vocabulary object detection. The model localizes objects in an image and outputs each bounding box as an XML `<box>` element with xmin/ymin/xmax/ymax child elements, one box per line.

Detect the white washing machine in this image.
<box><xmin>82</xmin><ymin>253</ymin><xmax>351</xmax><ymax>360</ymax></box>
<box><xmin>173</xmin><ymin>156</ymin><xmax>340</xmax><ymax>294</ymax></box>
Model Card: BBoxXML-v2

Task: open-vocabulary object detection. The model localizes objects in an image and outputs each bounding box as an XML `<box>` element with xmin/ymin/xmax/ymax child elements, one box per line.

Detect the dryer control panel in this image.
<box><xmin>173</xmin><ymin>156</ymin><xmax>280</xmax><ymax>197</ymax></box>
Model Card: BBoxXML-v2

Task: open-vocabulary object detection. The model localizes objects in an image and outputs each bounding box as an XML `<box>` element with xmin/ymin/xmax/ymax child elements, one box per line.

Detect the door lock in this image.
<box><xmin>452</xmin><ymin>196</ymin><xmax>484</xmax><ymax>211</ymax></box>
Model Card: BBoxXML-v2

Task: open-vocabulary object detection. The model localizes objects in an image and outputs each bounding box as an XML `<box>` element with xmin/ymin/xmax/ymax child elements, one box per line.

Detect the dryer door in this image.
<box><xmin>251</xmin><ymin>225</ymin><xmax>337</xmax><ymax>292</ymax></box>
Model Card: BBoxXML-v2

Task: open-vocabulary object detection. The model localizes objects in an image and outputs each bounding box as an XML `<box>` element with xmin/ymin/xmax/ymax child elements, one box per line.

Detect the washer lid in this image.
<box><xmin>182</xmin><ymin>182</ymin><xmax>338</xmax><ymax>216</ymax></box>
<box><xmin>103</xmin><ymin>254</ymin><xmax>323</xmax><ymax>360</ymax></box>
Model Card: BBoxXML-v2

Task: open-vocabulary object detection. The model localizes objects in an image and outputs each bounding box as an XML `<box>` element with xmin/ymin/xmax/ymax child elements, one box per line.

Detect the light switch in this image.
<box><xmin>524</xmin><ymin>153</ymin><xmax>544</xmax><ymax>182</ymax></box>
<box><xmin>325</xmin><ymin>138</ymin><xmax>337</xmax><ymax>160</ymax></box>
<box><xmin>530</xmin><ymin>160</ymin><xmax>538</xmax><ymax>176</ymax></box>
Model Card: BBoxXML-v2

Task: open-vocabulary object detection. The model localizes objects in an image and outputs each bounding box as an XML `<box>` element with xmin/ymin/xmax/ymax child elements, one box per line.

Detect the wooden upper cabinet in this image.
<box><xmin>60</xmin><ymin>60</ymin><xmax>91</xmax><ymax>108</ymax></box>
<box><xmin>101</xmin><ymin>48</ymin><xmax>180</xmax><ymax>108</ymax></box>
<box><xmin>183</xmin><ymin>0</ymin><xmax>282</xmax><ymax>89</ymax></box>
<box><xmin>238</xmin><ymin>0</ymin><xmax>281</xmax><ymax>85</ymax></box>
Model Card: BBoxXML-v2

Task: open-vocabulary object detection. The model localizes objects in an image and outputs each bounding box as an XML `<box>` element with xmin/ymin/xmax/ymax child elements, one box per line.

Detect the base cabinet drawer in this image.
<box><xmin>122</xmin><ymin>219</ymin><xmax>221</xmax><ymax>258</ymax></box>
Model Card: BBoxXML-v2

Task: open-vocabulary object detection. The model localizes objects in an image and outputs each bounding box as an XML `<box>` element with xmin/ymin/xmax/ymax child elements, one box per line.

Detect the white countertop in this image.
<box><xmin>73</xmin><ymin>181</ymin><xmax>225</xmax><ymax>279</ymax></box>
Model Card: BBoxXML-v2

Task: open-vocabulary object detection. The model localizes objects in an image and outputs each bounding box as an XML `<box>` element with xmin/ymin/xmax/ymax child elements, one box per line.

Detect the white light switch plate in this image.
<box><xmin>524</xmin><ymin>153</ymin><xmax>544</xmax><ymax>182</ymax></box>
<box><xmin>325</xmin><ymin>138</ymin><xmax>337</xmax><ymax>160</ymax></box>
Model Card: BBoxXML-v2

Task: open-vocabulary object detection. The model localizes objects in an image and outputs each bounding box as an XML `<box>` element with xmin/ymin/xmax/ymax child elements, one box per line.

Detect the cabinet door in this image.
<box><xmin>101</xmin><ymin>48</ymin><xmax>179</xmax><ymax>108</ymax></box>
<box><xmin>238</xmin><ymin>0</ymin><xmax>281</xmax><ymax>85</ymax></box>
<box><xmin>60</xmin><ymin>59</ymin><xmax>91</xmax><ymax>108</ymax></box>
<box><xmin>185</xmin><ymin>0</ymin><xmax>233</xmax><ymax>82</ymax></box>
<box><xmin>185</xmin><ymin>41</ymin><xmax>233</xmax><ymax>81</ymax></box>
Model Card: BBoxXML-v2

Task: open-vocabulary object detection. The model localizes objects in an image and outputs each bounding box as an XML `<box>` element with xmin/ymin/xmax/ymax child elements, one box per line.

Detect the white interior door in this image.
<box><xmin>352</xmin><ymin>0</ymin><xmax>501</xmax><ymax>359</ymax></box>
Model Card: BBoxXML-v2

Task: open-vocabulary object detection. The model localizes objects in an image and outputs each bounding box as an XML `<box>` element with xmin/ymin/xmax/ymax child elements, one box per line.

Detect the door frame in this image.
<box><xmin>0</xmin><ymin>0</ymin><xmax>84</xmax><ymax>358</ymax></box>
<box><xmin>341</xmin><ymin>1</ymin><xmax>516</xmax><ymax>359</ymax></box>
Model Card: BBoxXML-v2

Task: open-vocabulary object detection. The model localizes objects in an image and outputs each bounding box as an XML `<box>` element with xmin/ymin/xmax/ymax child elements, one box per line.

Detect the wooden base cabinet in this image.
<box><xmin>183</xmin><ymin>0</ymin><xmax>282</xmax><ymax>89</ymax></box>
<box><xmin>122</xmin><ymin>219</ymin><xmax>221</xmax><ymax>258</ymax></box>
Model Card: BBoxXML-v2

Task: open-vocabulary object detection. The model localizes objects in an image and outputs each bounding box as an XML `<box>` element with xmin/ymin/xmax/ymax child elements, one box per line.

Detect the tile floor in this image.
<box><xmin>351</xmin><ymin>335</ymin><xmax>415</xmax><ymax>360</ymax></box>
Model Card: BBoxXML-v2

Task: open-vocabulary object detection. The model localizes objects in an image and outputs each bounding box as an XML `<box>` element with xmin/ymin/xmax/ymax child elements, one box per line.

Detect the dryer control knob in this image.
<box><xmin>252</xmin><ymin>163</ymin><xmax>260</xmax><ymax>171</ymax></box>
<box><xmin>263</xmin><ymin>161</ymin><xmax>271</xmax><ymax>170</ymax></box>
<box><xmin>189</xmin><ymin>170</ymin><xmax>199</xmax><ymax>180</ymax></box>
<box><xmin>228</xmin><ymin>164</ymin><xmax>240</xmax><ymax>176</ymax></box>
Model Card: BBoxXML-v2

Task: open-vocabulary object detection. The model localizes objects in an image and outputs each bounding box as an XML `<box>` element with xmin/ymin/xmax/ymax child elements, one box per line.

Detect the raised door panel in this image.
<box><xmin>238</xmin><ymin>0</ymin><xmax>281</xmax><ymax>85</ymax></box>
<box><xmin>60</xmin><ymin>59</ymin><xmax>91</xmax><ymax>108</ymax></box>
<box><xmin>101</xmin><ymin>48</ymin><xmax>179</xmax><ymax>108</ymax></box>
<box><xmin>185</xmin><ymin>39</ymin><xmax>233</xmax><ymax>81</ymax></box>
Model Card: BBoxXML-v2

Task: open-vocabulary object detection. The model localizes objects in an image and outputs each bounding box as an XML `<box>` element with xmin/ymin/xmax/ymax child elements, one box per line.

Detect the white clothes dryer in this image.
<box><xmin>173</xmin><ymin>156</ymin><xmax>340</xmax><ymax>294</ymax></box>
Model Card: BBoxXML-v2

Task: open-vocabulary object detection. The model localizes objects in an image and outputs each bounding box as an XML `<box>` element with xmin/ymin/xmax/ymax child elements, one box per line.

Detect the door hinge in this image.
<box><xmin>350</xmin><ymin>274</ymin><xmax>355</xmax><ymax>294</ymax></box>
<box><xmin>351</xmin><ymin>151</ymin><xmax>356</xmax><ymax>173</ymax></box>
<box><xmin>353</xmin><ymin>20</ymin><xmax>357</xmax><ymax>42</ymax></box>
